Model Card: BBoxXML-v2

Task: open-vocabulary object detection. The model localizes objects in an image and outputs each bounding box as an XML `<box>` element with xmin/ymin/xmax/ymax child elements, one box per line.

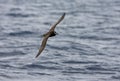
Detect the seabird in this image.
<box><xmin>35</xmin><ymin>13</ymin><xmax>65</xmax><ymax>58</ymax></box>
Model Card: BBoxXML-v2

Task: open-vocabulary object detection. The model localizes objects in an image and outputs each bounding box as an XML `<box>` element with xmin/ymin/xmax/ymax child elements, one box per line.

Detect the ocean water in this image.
<box><xmin>0</xmin><ymin>0</ymin><xmax>120</xmax><ymax>81</ymax></box>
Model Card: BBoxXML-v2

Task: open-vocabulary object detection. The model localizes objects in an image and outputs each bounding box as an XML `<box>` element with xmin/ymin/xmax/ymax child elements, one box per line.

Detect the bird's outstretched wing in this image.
<box><xmin>35</xmin><ymin>34</ymin><xmax>50</xmax><ymax>58</ymax></box>
<box><xmin>35</xmin><ymin>13</ymin><xmax>65</xmax><ymax>58</ymax></box>
<box><xmin>49</xmin><ymin>13</ymin><xmax>65</xmax><ymax>31</ymax></box>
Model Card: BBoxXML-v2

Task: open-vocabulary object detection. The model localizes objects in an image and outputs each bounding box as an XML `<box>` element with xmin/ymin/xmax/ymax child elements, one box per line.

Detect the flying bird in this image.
<box><xmin>35</xmin><ymin>13</ymin><xmax>65</xmax><ymax>58</ymax></box>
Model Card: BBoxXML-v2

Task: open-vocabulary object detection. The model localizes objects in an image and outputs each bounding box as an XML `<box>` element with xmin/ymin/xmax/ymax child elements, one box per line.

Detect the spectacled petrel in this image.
<box><xmin>35</xmin><ymin>13</ymin><xmax>65</xmax><ymax>58</ymax></box>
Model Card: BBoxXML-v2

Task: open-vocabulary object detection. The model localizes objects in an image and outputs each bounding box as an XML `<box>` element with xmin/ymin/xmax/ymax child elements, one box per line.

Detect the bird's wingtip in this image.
<box><xmin>35</xmin><ymin>56</ymin><xmax>38</xmax><ymax>58</ymax></box>
<box><xmin>35</xmin><ymin>54</ymin><xmax>39</xmax><ymax>58</ymax></box>
<box><xmin>63</xmin><ymin>13</ymin><xmax>66</xmax><ymax>16</ymax></box>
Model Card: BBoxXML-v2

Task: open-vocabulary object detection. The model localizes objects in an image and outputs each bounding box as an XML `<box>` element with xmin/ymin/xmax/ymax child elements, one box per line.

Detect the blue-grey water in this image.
<box><xmin>0</xmin><ymin>0</ymin><xmax>120</xmax><ymax>81</ymax></box>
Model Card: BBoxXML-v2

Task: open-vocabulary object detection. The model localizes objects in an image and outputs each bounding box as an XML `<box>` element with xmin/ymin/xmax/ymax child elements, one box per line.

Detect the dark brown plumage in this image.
<box><xmin>35</xmin><ymin>13</ymin><xmax>65</xmax><ymax>58</ymax></box>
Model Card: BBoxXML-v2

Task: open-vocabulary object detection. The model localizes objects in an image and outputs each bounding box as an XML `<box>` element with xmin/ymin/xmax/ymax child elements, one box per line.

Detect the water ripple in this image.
<box><xmin>6</xmin><ymin>12</ymin><xmax>36</xmax><ymax>18</ymax></box>
<box><xmin>8</xmin><ymin>31</ymin><xmax>34</xmax><ymax>36</ymax></box>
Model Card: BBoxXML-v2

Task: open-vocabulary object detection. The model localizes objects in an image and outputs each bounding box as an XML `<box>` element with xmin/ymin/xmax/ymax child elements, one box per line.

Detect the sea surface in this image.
<box><xmin>0</xmin><ymin>0</ymin><xmax>120</xmax><ymax>81</ymax></box>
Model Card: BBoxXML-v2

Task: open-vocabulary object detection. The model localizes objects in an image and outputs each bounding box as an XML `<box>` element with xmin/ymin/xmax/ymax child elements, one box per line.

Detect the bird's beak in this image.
<box><xmin>55</xmin><ymin>32</ymin><xmax>58</xmax><ymax>35</ymax></box>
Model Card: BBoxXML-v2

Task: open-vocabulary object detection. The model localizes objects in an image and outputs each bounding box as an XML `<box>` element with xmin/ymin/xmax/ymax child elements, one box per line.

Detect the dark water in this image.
<box><xmin>0</xmin><ymin>0</ymin><xmax>120</xmax><ymax>81</ymax></box>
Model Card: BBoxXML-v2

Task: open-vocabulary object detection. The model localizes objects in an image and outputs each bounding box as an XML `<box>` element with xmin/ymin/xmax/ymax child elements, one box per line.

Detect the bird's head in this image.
<box><xmin>54</xmin><ymin>31</ymin><xmax>58</xmax><ymax>35</ymax></box>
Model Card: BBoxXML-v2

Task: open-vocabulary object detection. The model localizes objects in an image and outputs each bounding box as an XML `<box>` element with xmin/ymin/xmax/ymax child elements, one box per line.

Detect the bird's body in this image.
<box><xmin>35</xmin><ymin>13</ymin><xmax>65</xmax><ymax>58</ymax></box>
<box><xmin>43</xmin><ymin>31</ymin><xmax>56</xmax><ymax>37</ymax></box>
